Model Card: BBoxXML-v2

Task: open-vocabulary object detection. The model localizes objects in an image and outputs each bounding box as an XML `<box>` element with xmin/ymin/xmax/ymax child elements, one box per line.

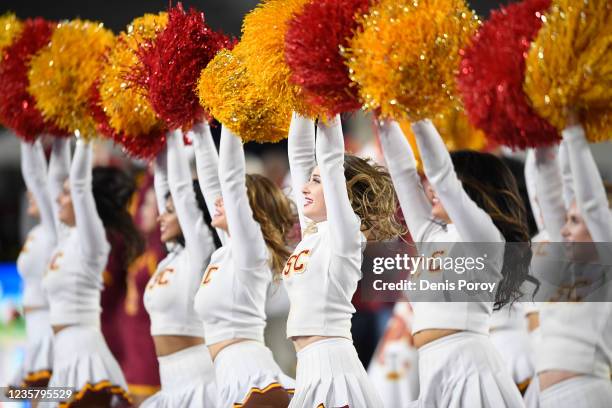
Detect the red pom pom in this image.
<box><xmin>89</xmin><ymin>82</ymin><xmax>166</xmax><ymax>160</ymax></box>
<box><xmin>139</xmin><ymin>3</ymin><xmax>235</xmax><ymax>130</ymax></box>
<box><xmin>285</xmin><ymin>0</ymin><xmax>369</xmax><ymax>117</ymax></box>
<box><xmin>0</xmin><ymin>18</ymin><xmax>67</xmax><ymax>141</ymax></box>
<box><xmin>457</xmin><ymin>0</ymin><xmax>559</xmax><ymax>149</ymax></box>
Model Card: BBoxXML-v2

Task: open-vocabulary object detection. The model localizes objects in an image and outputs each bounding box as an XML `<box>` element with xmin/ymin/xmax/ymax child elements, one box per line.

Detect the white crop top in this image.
<box><xmin>283</xmin><ymin>114</ymin><xmax>364</xmax><ymax>340</ymax></box>
<box><xmin>18</xmin><ymin>141</ymin><xmax>58</xmax><ymax>308</ymax></box>
<box><xmin>379</xmin><ymin>120</ymin><xmax>505</xmax><ymax>335</ymax></box>
<box><xmin>530</xmin><ymin>124</ymin><xmax>612</xmax><ymax>378</ymax></box>
<box><xmin>144</xmin><ymin>129</ymin><xmax>216</xmax><ymax>338</ymax></box>
<box><xmin>43</xmin><ymin>140</ymin><xmax>110</xmax><ymax>327</ymax></box>
<box><xmin>193</xmin><ymin>126</ymin><xmax>272</xmax><ymax>345</ymax></box>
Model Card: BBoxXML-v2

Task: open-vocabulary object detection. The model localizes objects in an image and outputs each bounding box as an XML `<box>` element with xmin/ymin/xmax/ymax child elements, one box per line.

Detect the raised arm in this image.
<box><xmin>315</xmin><ymin>116</ymin><xmax>362</xmax><ymax>254</ymax></box>
<box><xmin>21</xmin><ymin>140</ymin><xmax>56</xmax><ymax>241</ymax></box>
<box><xmin>412</xmin><ymin>119</ymin><xmax>502</xmax><ymax>243</ymax></box>
<box><xmin>218</xmin><ymin>127</ymin><xmax>268</xmax><ymax>270</ymax></box>
<box><xmin>533</xmin><ymin>146</ymin><xmax>566</xmax><ymax>242</ymax></box>
<box><xmin>48</xmin><ymin>138</ymin><xmax>71</xmax><ymax>230</ymax></box>
<box><xmin>558</xmin><ymin>140</ymin><xmax>575</xmax><ymax>210</ymax></box>
<box><xmin>378</xmin><ymin>120</ymin><xmax>432</xmax><ymax>239</ymax></box>
<box><xmin>70</xmin><ymin>140</ymin><xmax>109</xmax><ymax>260</ymax></box>
<box><xmin>287</xmin><ymin>113</ymin><xmax>316</xmax><ymax>235</ymax></box>
<box><xmin>190</xmin><ymin>122</ymin><xmax>227</xmax><ymax>244</ymax></box>
<box><xmin>524</xmin><ymin>149</ymin><xmax>544</xmax><ymax>233</ymax></box>
<box><xmin>166</xmin><ymin>129</ymin><xmax>215</xmax><ymax>255</ymax></box>
<box><xmin>154</xmin><ymin>146</ymin><xmax>169</xmax><ymax>216</ymax></box>
<box><xmin>562</xmin><ymin>124</ymin><xmax>612</xmax><ymax>242</ymax></box>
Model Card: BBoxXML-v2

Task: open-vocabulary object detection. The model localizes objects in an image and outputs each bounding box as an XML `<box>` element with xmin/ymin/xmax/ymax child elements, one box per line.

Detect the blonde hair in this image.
<box><xmin>344</xmin><ymin>154</ymin><xmax>405</xmax><ymax>240</ymax></box>
<box><xmin>245</xmin><ymin>174</ymin><xmax>295</xmax><ymax>280</ymax></box>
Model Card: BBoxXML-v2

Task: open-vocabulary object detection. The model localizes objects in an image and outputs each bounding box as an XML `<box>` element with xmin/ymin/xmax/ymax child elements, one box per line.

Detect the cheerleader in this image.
<box><xmin>285</xmin><ymin>114</ymin><xmax>402</xmax><ymax>408</ymax></box>
<box><xmin>141</xmin><ymin>128</ymin><xmax>220</xmax><ymax>407</ymax></box>
<box><xmin>525</xmin><ymin>118</ymin><xmax>612</xmax><ymax>408</ymax></box>
<box><xmin>42</xmin><ymin>139</ymin><xmax>131</xmax><ymax>407</ymax></box>
<box><xmin>192</xmin><ymin>124</ymin><xmax>295</xmax><ymax>407</ymax></box>
<box><xmin>11</xmin><ymin>140</ymin><xmax>59</xmax><ymax>389</ymax></box>
<box><xmin>378</xmin><ymin>119</ymin><xmax>529</xmax><ymax>407</ymax></box>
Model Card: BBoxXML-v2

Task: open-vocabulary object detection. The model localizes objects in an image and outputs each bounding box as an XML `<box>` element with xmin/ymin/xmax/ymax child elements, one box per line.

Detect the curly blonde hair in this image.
<box><xmin>344</xmin><ymin>154</ymin><xmax>405</xmax><ymax>241</ymax></box>
<box><xmin>245</xmin><ymin>174</ymin><xmax>296</xmax><ymax>280</ymax></box>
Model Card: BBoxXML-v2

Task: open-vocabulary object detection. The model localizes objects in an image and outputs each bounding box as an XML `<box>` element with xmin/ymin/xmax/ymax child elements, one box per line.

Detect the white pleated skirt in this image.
<box><xmin>141</xmin><ymin>344</ymin><xmax>217</xmax><ymax>407</ymax></box>
<box><xmin>214</xmin><ymin>340</ymin><xmax>295</xmax><ymax>407</ymax></box>
<box><xmin>289</xmin><ymin>338</ymin><xmax>383</xmax><ymax>408</ymax></box>
<box><xmin>490</xmin><ymin>328</ymin><xmax>535</xmax><ymax>390</ymax></box>
<box><xmin>408</xmin><ymin>332</ymin><xmax>525</xmax><ymax>408</ymax></box>
<box><xmin>10</xmin><ymin>309</ymin><xmax>54</xmax><ymax>387</ymax></box>
<box><xmin>43</xmin><ymin>325</ymin><xmax>130</xmax><ymax>407</ymax></box>
<box><xmin>525</xmin><ymin>375</ymin><xmax>612</xmax><ymax>408</ymax></box>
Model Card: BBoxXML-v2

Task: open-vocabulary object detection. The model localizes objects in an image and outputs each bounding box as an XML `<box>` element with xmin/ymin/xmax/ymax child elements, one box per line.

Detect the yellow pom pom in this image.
<box><xmin>239</xmin><ymin>0</ymin><xmax>317</xmax><ymax>118</ymax></box>
<box><xmin>197</xmin><ymin>47</ymin><xmax>290</xmax><ymax>143</ymax></box>
<box><xmin>0</xmin><ymin>12</ymin><xmax>22</xmax><ymax>55</ymax></box>
<box><xmin>399</xmin><ymin>108</ymin><xmax>485</xmax><ymax>170</ymax></box>
<box><xmin>28</xmin><ymin>20</ymin><xmax>114</xmax><ymax>137</ymax></box>
<box><xmin>524</xmin><ymin>0</ymin><xmax>611</xmax><ymax>141</ymax></box>
<box><xmin>99</xmin><ymin>13</ymin><xmax>167</xmax><ymax>138</ymax></box>
<box><xmin>346</xmin><ymin>0</ymin><xmax>480</xmax><ymax>122</ymax></box>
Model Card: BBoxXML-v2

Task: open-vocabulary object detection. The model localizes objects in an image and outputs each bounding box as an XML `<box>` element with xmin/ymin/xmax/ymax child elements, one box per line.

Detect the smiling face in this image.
<box><xmin>57</xmin><ymin>180</ymin><xmax>75</xmax><ymax>226</ymax></box>
<box><xmin>26</xmin><ymin>191</ymin><xmax>40</xmax><ymax>218</ymax></box>
<box><xmin>211</xmin><ymin>196</ymin><xmax>228</xmax><ymax>232</ymax></box>
<box><xmin>561</xmin><ymin>201</ymin><xmax>593</xmax><ymax>243</ymax></box>
<box><xmin>302</xmin><ymin>166</ymin><xmax>327</xmax><ymax>222</ymax></box>
<box><xmin>158</xmin><ymin>196</ymin><xmax>182</xmax><ymax>243</ymax></box>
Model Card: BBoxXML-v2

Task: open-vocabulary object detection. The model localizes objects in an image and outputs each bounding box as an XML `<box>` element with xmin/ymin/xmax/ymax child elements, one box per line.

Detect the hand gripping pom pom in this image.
<box><xmin>345</xmin><ymin>0</ymin><xmax>480</xmax><ymax>122</ymax></box>
<box><xmin>285</xmin><ymin>0</ymin><xmax>370</xmax><ymax>118</ymax></box>
<box><xmin>457</xmin><ymin>0</ymin><xmax>560</xmax><ymax>149</ymax></box>
<box><xmin>140</xmin><ymin>3</ymin><xmax>235</xmax><ymax>130</ymax></box>
<box><xmin>0</xmin><ymin>18</ymin><xmax>68</xmax><ymax>141</ymax></box>
<box><xmin>524</xmin><ymin>0</ymin><xmax>612</xmax><ymax>141</ymax></box>
<box><xmin>197</xmin><ymin>47</ymin><xmax>291</xmax><ymax>143</ymax></box>
<box><xmin>27</xmin><ymin>19</ymin><xmax>115</xmax><ymax>138</ymax></box>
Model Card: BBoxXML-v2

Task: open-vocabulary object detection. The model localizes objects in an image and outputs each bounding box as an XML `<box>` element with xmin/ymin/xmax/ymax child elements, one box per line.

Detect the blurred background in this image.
<box><xmin>1</xmin><ymin>1</ymin><xmax>612</xmax><ymax>406</ymax></box>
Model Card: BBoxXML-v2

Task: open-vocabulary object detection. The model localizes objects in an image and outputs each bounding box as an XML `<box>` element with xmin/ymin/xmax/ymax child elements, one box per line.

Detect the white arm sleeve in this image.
<box><xmin>559</xmin><ymin>140</ymin><xmax>576</xmax><ymax>210</ymax></box>
<box><xmin>21</xmin><ymin>141</ymin><xmax>56</xmax><ymax>241</ymax></box>
<box><xmin>562</xmin><ymin>125</ymin><xmax>612</xmax><ymax>242</ymax></box>
<box><xmin>378</xmin><ymin>120</ymin><xmax>432</xmax><ymax>239</ymax></box>
<box><xmin>412</xmin><ymin>119</ymin><xmax>502</xmax><ymax>243</ymax></box>
<box><xmin>287</xmin><ymin>113</ymin><xmax>316</xmax><ymax>236</ymax></box>
<box><xmin>190</xmin><ymin>122</ymin><xmax>227</xmax><ymax>244</ymax></box>
<box><xmin>154</xmin><ymin>146</ymin><xmax>169</xmax><ymax>216</ymax></box>
<box><xmin>315</xmin><ymin>116</ymin><xmax>362</xmax><ymax>255</ymax></box>
<box><xmin>48</xmin><ymin>138</ymin><xmax>71</xmax><ymax>230</ymax></box>
<box><xmin>218</xmin><ymin>127</ymin><xmax>269</xmax><ymax>271</ymax></box>
<box><xmin>166</xmin><ymin>129</ymin><xmax>215</xmax><ymax>258</ymax></box>
<box><xmin>524</xmin><ymin>149</ymin><xmax>544</xmax><ymax>233</ymax></box>
<box><xmin>70</xmin><ymin>140</ymin><xmax>108</xmax><ymax>260</ymax></box>
<box><xmin>534</xmin><ymin>146</ymin><xmax>566</xmax><ymax>242</ymax></box>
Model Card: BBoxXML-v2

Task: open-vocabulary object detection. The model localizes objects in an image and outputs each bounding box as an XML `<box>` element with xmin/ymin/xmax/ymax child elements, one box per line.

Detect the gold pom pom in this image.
<box><xmin>0</xmin><ymin>12</ymin><xmax>22</xmax><ymax>55</ymax></box>
<box><xmin>524</xmin><ymin>0</ymin><xmax>611</xmax><ymax>141</ymax></box>
<box><xmin>99</xmin><ymin>13</ymin><xmax>167</xmax><ymax>138</ymax></box>
<box><xmin>399</xmin><ymin>108</ymin><xmax>485</xmax><ymax>170</ymax></box>
<box><xmin>239</xmin><ymin>0</ymin><xmax>317</xmax><ymax>118</ymax></box>
<box><xmin>346</xmin><ymin>0</ymin><xmax>480</xmax><ymax>122</ymax></box>
<box><xmin>197</xmin><ymin>46</ymin><xmax>291</xmax><ymax>143</ymax></box>
<box><xmin>28</xmin><ymin>20</ymin><xmax>114</xmax><ymax>137</ymax></box>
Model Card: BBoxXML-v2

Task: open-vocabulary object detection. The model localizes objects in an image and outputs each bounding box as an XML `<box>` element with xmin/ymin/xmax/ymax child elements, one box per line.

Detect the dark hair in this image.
<box><xmin>165</xmin><ymin>180</ymin><xmax>222</xmax><ymax>249</ymax></box>
<box><xmin>450</xmin><ymin>150</ymin><xmax>537</xmax><ymax>310</ymax></box>
<box><xmin>92</xmin><ymin>167</ymin><xmax>145</xmax><ymax>269</ymax></box>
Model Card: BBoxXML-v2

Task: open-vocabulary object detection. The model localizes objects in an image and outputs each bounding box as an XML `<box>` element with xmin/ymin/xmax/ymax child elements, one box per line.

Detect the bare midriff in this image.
<box><xmin>291</xmin><ymin>335</ymin><xmax>343</xmax><ymax>352</ymax></box>
<box><xmin>153</xmin><ymin>335</ymin><xmax>205</xmax><ymax>357</ymax></box>
<box><xmin>413</xmin><ymin>329</ymin><xmax>462</xmax><ymax>349</ymax></box>
<box><xmin>538</xmin><ymin>371</ymin><xmax>581</xmax><ymax>391</ymax></box>
<box><xmin>208</xmin><ymin>338</ymin><xmax>250</xmax><ymax>361</ymax></box>
<box><xmin>24</xmin><ymin>306</ymin><xmax>46</xmax><ymax>315</ymax></box>
<box><xmin>52</xmin><ymin>324</ymin><xmax>71</xmax><ymax>335</ymax></box>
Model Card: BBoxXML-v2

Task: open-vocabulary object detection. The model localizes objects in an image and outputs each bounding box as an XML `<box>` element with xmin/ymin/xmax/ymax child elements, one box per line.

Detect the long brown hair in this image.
<box><xmin>344</xmin><ymin>154</ymin><xmax>405</xmax><ymax>241</ymax></box>
<box><xmin>245</xmin><ymin>174</ymin><xmax>295</xmax><ymax>280</ymax></box>
<box><xmin>450</xmin><ymin>150</ymin><xmax>536</xmax><ymax>309</ymax></box>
